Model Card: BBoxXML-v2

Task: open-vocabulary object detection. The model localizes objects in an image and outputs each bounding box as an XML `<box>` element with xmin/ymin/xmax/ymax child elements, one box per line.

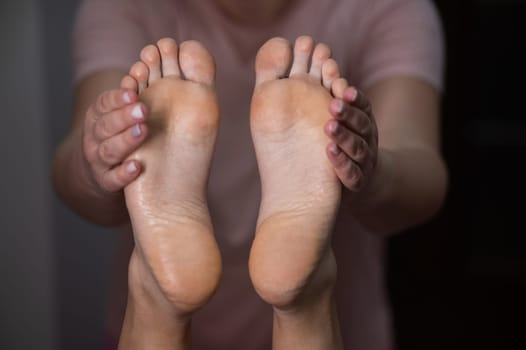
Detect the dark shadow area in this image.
<box><xmin>42</xmin><ymin>0</ymin><xmax>117</xmax><ymax>349</ymax></box>
<box><xmin>386</xmin><ymin>1</ymin><xmax>526</xmax><ymax>349</ymax></box>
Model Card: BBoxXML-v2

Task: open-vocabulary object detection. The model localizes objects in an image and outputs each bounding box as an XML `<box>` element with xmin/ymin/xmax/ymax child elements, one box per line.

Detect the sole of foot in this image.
<box><xmin>122</xmin><ymin>38</ymin><xmax>222</xmax><ymax>313</ymax></box>
<box><xmin>248</xmin><ymin>36</ymin><xmax>342</xmax><ymax>309</ymax></box>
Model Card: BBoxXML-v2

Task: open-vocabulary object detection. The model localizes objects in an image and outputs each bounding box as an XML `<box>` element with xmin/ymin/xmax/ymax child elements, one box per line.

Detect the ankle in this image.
<box><xmin>127</xmin><ymin>249</ymin><xmax>180</xmax><ymax>314</ymax></box>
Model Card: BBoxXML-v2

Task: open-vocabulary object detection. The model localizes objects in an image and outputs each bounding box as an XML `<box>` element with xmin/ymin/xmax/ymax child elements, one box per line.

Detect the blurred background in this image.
<box><xmin>1</xmin><ymin>0</ymin><xmax>524</xmax><ymax>349</ymax></box>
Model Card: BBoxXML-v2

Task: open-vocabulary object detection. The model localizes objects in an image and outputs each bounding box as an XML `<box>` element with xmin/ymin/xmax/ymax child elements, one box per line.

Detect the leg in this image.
<box><xmin>118</xmin><ymin>38</ymin><xmax>222</xmax><ymax>349</ymax></box>
<box><xmin>249</xmin><ymin>36</ymin><xmax>344</xmax><ymax>350</ymax></box>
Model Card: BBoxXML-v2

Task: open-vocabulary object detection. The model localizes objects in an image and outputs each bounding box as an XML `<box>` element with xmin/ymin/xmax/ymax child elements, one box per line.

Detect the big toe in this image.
<box><xmin>179</xmin><ymin>40</ymin><xmax>216</xmax><ymax>86</ymax></box>
<box><xmin>254</xmin><ymin>37</ymin><xmax>293</xmax><ymax>86</ymax></box>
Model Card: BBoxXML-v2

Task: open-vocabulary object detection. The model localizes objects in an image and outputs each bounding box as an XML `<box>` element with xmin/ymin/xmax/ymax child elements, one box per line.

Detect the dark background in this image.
<box><xmin>1</xmin><ymin>0</ymin><xmax>525</xmax><ymax>349</ymax></box>
<box><xmin>387</xmin><ymin>0</ymin><xmax>526</xmax><ymax>349</ymax></box>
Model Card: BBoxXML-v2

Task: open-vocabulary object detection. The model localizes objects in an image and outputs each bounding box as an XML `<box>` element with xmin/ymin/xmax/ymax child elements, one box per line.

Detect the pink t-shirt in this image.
<box><xmin>73</xmin><ymin>1</ymin><xmax>444</xmax><ymax>349</ymax></box>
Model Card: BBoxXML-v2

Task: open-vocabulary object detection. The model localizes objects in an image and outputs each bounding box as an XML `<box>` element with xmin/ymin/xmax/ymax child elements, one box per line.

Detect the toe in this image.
<box><xmin>321</xmin><ymin>58</ymin><xmax>340</xmax><ymax>89</ymax></box>
<box><xmin>289</xmin><ymin>35</ymin><xmax>314</xmax><ymax>76</ymax></box>
<box><xmin>140</xmin><ymin>44</ymin><xmax>162</xmax><ymax>85</ymax></box>
<box><xmin>130</xmin><ymin>61</ymin><xmax>149</xmax><ymax>93</ymax></box>
<box><xmin>120</xmin><ymin>75</ymin><xmax>138</xmax><ymax>93</ymax></box>
<box><xmin>254</xmin><ymin>37</ymin><xmax>292</xmax><ymax>86</ymax></box>
<box><xmin>179</xmin><ymin>40</ymin><xmax>216</xmax><ymax>86</ymax></box>
<box><xmin>157</xmin><ymin>38</ymin><xmax>181</xmax><ymax>78</ymax></box>
<box><xmin>331</xmin><ymin>78</ymin><xmax>348</xmax><ymax>99</ymax></box>
<box><xmin>309</xmin><ymin>42</ymin><xmax>331</xmax><ymax>79</ymax></box>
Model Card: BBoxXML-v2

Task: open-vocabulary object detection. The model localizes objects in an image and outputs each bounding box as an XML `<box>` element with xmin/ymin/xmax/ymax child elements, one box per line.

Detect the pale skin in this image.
<box><xmin>117</xmin><ymin>35</ymin><xmax>347</xmax><ymax>349</ymax></box>
<box><xmin>51</xmin><ymin>0</ymin><xmax>447</xmax><ymax>348</ymax></box>
<box><xmin>52</xmin><ymin>0</ymin><xmax>447</xmax><ymax>232</ymax></box>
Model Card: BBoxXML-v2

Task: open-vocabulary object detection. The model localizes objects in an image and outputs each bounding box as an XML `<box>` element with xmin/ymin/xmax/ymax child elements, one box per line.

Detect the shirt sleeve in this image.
<box><xmin>355</xmin><ymin>0</ymin><xmax>445</xmax><ymax>91</ymax></box>
<box><xmin>71</xmin><ymin>0</ymin><xmax>149</xmax><ymax>84</ymax></box>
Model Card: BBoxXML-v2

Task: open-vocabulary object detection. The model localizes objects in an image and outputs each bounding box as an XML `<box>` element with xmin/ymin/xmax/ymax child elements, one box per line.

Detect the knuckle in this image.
<box><xmin>352</xmin><ymin>138</ymin><xmax>367</xmax><ymax>160</ymax></box>
<box><xmin>335</xmin><ymin>154</ymin><xmax>349</xmax><ymax>172</ymax></box>
<box><xmin>95</xmin><ymin>117</ymin><xmax>109</xmax><ymax>138</ymax></box>
<box><xmin>95</xmin><ymin>93</ymin><xmax>108</xmax><ymax>113</ymax></box>
<box><xmin>345</xmin><ymin>162</ymin><xmax>361</xmax><ymax>186</ymax></box>
<box><xmin>98</xmin><ymin>142</ymin><xmax>117</xmax><ymax>164</ymax></box>
<box><xmin>83</xmin><ymin>139</ymin><xmax>99</xmax><ymax>164</ymax></box>
<box><xmin>357</xmin><ymin>115</ymin><xmax>369</xmax><ymax>130</ymax></box>
<box><xmin>85</xmin><ymin>105</ymin><xmax>98</xmax><ymax>123</ymax></box>
<box><xmin>334</xmin><ymin>150</ymin><xmax>347</xmax><ymax>167</ymax></box>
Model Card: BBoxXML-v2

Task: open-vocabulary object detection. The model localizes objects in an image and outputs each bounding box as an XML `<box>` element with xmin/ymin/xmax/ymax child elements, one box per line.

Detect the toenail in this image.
<box><xmin>131</xmin><ymin>105</ymin><xmax>144</xmax><ymax>120</ymax></box>
<box><xmin>346</xmin><ymin>87</ymin><xmax>358</xmax><ymax>102</ymax></box>
<box><xmin>132</xmin><ymin>123</ymin><xmax>141</xmax><ymax>138</ymax></box>
<box><xmin>126</xmin><ymin>161</ymin><xmax>138</xmax><ymax>174</ymax></box>
<box><xmin>123</xmin><ymin>91</ymin><xmax>132</xmax><ymax>104</ymax></box>
<box><xmin>333</xmin><ymin>99</ymin><xmax>344</xmax><ymax>113</ymax></box>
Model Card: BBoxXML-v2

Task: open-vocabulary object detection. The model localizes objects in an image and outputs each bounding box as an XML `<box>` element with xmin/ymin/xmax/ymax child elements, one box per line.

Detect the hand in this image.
<box><xmin>82</xmin><ymin>87</ymin><xmax>149</xmax><ymax>193</ymax></box>
<box><xmin>324</xmin><ymin>86</ymin><xmax>378</xmax><ymax>192</ymax></box>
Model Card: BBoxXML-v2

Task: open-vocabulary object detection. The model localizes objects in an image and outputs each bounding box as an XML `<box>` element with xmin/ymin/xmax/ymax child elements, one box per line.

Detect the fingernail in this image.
<box><xmin>126</xmin><ymin>161</ymin><xmax>137</xmax><ymax>174</ymax></box>
<box><xmin>335</xmin><ymin>99</ymin><xmax>344</xmax><ymax>113</ymax></box>
<box><xmin>132</xmin><ymin>124</ymin><xmax>141</xmax><ymax>138</ymax></box>
<box><xmin>131</xmin><ymin>105</ymin><xmax>144</xmax><ymax>120</ymax></box>
<box><xmin>346</xmin><ymin>87</ymin><xmax>358</xmax><ymax>102</ymax></box>
<box><xmin>123</xmin><ymin>91</ymin><xmax>132</xmax><ymax>104</ymax></box>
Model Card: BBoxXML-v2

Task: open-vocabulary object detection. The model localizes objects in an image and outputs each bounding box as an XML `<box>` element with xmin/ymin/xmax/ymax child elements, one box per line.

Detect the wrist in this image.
<box><xmin>53</xmin><ymin>130</ymin><xmax>128</xmax><ymax>225</ymax></box>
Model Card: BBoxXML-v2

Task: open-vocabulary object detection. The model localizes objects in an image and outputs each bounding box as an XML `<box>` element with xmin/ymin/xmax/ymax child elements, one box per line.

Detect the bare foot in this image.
<box><xmin>122</xmin><ymin>38</ymin><xmax>222</xmax><ymax>313</ymax></box>
<box><xmin>248</xmin><ymin>36</ymin><xmax>343</xmax><ymax>309</ymax></box>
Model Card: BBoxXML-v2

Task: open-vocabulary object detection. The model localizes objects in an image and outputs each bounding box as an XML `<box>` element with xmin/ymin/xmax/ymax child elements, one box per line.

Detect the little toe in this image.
<box><xmin>157</xmin><ymin>38</ymin><xmax>182</xmax><ymax>78</ymax></box>
<box><xmin>254</xmin><ymin>37</ymin><xmax>293</xmax><ymax>86</ymax></box>
<box><xmin>130</xmin><ymin>61</ymin><xmax>149</xmax><ymax>93</ymax></box>
<box><xmin>289</xmin><ymin>35</ymin><xmax>315</xmax><ymax>76</ymax></box>
<box><xmin>120</xmin><ymin>75</ymin><xmax>138</xmax><ymax>93</ymax></box>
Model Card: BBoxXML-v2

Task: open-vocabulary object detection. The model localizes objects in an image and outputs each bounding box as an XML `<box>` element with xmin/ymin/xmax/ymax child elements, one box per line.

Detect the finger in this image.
<box><xmin>325</xmin><ymin>119</ymin><xmax>369</xmax><ymax>164</ymax></box>
<box><xmin>93</xmin><ymin>102</ymin><xmax>147</xmax><ymax>141</ymax></box>
<box><xmin>98</xmin><ymin>123</ymin><xmax>148</xmax><ymax>166</ymax></box>
<box><xmin>343</xmin><ymin>86</ymin><xmax>372</xmax><ymax>115</ymax></box>
<box><xmin>329</xmin><ymin>99</ymin><xmax>372</xmax><ymax>139</ymax></box>
<box><xmin>93</xmin><ymin>88</ymin><xmax>137</xmax><ymax>115</ymax></box>
<box><xmin>326</xmin><ymin>143</ymin><xmax>364</xmax><ymax>191</ymax></box>
<box><xmin>100</xmin><ymin>159</ymin><xmax>142</xmax><ymax>192</ymax></box>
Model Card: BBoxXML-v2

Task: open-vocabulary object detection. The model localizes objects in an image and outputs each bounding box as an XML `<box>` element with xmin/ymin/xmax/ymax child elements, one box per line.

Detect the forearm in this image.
<box><xmin>346</xmin><ymin>145</ymin><xmax>448</xmax><ymax>236</ymax></box>
<box><xmin>52</xmin><ymin>128</ymin><xmax>129</xmax><ymax>226</ymax></box>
